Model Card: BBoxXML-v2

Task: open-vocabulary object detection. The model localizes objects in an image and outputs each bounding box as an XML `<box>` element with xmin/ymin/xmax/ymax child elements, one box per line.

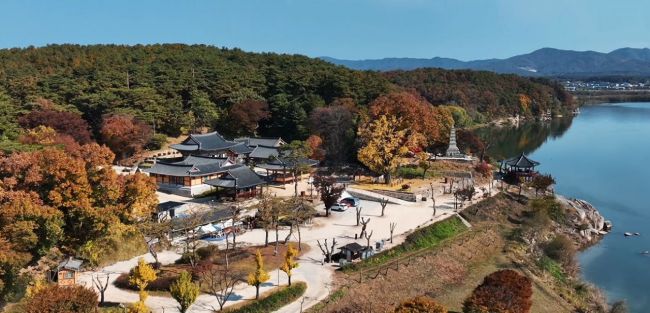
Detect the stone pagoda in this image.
<box><xmin>445</xmin><ymin>125</ymin><xmax>463</xmax><ymax>157</ymax></box>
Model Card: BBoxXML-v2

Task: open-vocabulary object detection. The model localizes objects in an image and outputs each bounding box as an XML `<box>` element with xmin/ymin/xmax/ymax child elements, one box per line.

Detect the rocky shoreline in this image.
<box><xmin>557</xmin><ymin>196</ymin><xmax>611</xmax><ymax>245</ymax></box>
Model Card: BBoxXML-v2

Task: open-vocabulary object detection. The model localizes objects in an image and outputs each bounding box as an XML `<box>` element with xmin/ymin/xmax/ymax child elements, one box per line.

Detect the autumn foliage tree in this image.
<box><xmin>20</xmin><ymin>284</ymin><xmax>98</xmax><ymax>313</ymax></box>
<box><xmin>170</xmin><ymin>270</ymin><xmax>200</xmax><ymax>313</ymax></box>
<box><xmin>309</xmin><ymin>104</ymin><xmax>356</xmax><ymax>163</ymax></box>
<box><xmin>357</xmin><ymin>114</ymin><xmax>408</xmax><ymax>184</ymax></box>
<box><xmin>463</xmin><ymin>269</ymin><xmax>533</xmax><ymax>313</ymax></box>
<box><xmin>247</xmin><ymin>250</ymin><xmax>270</xmax><ymax>299</ymax></box>
<box><xmin>19</xmin><ymin>107</ymin><xmax>93</xmax><ymax>144</ymax></box>
<box><xmin>228</xmin><ymin>99</ymin><xmax>270</xmax><ymax>136</ymax></box>
<box><xmin>369</xmin><ymin>92</ymin><xmax>453</xmax><ymax>148</ymax></box>
<box><xmin>281</xmin><ymin>244</ymin><xmax>299</xmax><ymax>286</ymax></box>
<box><xmin>394</xmin><ymin>296</ymin><xmax>447</xmax><ymax>313</ymax></box>
<box><xmin>129</xmin><ymin>258</ymin><xmax>157</xmax><ymax>307</ymax></box>
<box><xmin>530</xmin><ymin>174</ymin><xmax>556</xmax><ymax>197</ymax></box>
<box><xmin>306</xmin><ymin>135</ymin><xmax>325</xmax><ymax>161</ymax></box>
<box><xmin>313</xmin><ymin>175</ymin><xmax>345</xmax><ymax>217</ymax></box>
<box><xmin>100</xmin><ymin>114</ymin><xmax>153</xmax><ymax>160</ymax></box>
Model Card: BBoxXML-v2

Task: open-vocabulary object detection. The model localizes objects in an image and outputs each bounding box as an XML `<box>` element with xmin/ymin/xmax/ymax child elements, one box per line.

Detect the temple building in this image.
<box><xmin>144</xmin><ymin>132</ymin><xmax>289</xmax><ymax>197</ymax></box>
<box><xmin>144</xmin><ymin>155</ymin><xmax>265</xmax><ymax>197</ymax></box>
<box><xmin>170</xmin><ymin>131</ymin><xmax>253</xmax><ymax>161</ymax></box>
<box><xmin>445</xmin><ymin>125</ymin><xmax>463</xmax><ymax>157</ymax></box>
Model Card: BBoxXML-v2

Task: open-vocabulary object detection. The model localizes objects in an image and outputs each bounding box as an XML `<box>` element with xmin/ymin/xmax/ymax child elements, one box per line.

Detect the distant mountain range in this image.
<box><xmin>321</xmin><ymin>48</ymin><xmax>650</xmax><ymax>77</ymax></box>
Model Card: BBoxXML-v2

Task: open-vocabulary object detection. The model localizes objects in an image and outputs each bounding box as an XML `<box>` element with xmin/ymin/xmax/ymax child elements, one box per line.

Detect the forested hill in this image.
<box><xmin>0</xmin><ymin>44</ymin><xmax>390</xmax><ymax>140</ymax></box>
<box><xmin>385</xmin><ymin>68</ymin><xmax>574</xmax><ymax>119</ymax></box>
<box><xmin>0</xmin><ymin>44</ymin><xmax>572</xmax><ymax>143</ymax></box>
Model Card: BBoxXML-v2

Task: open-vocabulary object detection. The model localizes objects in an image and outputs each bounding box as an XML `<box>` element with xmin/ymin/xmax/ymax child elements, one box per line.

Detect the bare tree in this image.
<box><xmin>180</xmin><ymin>210</ymin><xmax>205</xmax><ymax>268</ymax></box>
<box><xmin>429</xmin><ymin>183</ymin><xmax>437</xmax><ymax>216</ymax></box>
<box><xmin>359</xmin><ymin>217</ymin><xmax>370</xmax><ymax>238</ymax></box>
<box><xmin>364</xmin><ymin>230</ymin><xmax>374</xmax><ymax>249</ymax></box>
<box><xmin>92</xmin><ymin>273</ymin><xmax>110</xmax><ymax>305</ymax></box>
<box><xmin>140</xmin><ymin>218</ymin><xmax>172</xmax><ymax>268</ymax></box>
<box><xmin>316</xmin><ymin>238</ymin><xmax>337</xmax><ymax>263</ymax></box>
<box><xmin>355</xmin><ymin>206</ymin><xmax>362</xmax><ymax>226</ymax></box>
<box><xmin>229</xmin><ymin>205</ymin><xmax>242</xmax><ymax>250</ymax></box>
<box><xmin>291</xmin><ymin>200</ymin><xmax>315</xmax><ymax>251</ymax></box>
<box><xmin>200</xmin><ymin>256</ymin><xmax>241</xmax><ymax>311</ymax></box>
<box><xmin>256</xmin><ymin>192</ymin><xmax>276</xmax><ymax>247</ymax></box>
<box><xmin>379</xmin><ymin>198</ymin><xmax>389</xmax><ymax>217</ymax></box>
<box><xmin>389</xmin><ymin>222</ymin><xmax>397</xmax><ymax>243</ymax></box>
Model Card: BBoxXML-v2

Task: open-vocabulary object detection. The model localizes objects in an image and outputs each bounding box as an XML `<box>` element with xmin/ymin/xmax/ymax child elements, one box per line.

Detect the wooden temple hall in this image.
<box><xmin>143</xmin><ymin>131</ymin><xmax>317</xmax><ymax>197</ymax></box>
<box><xmin>499</xmin><ymin>153</ymin><xmax>540</xmax><ymax>180</ymax></box>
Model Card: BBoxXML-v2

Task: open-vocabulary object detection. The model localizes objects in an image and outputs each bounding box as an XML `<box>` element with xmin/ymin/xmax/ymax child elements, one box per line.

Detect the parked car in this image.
<box><xmin>330</xmin><ymin>203</ymin><xmax>349</xmax><ymax>212</ymax></box>
<box><xmin>339</xmin><ymin>197</ymin><xmax>361</xmax><ymax>209</ymax></box>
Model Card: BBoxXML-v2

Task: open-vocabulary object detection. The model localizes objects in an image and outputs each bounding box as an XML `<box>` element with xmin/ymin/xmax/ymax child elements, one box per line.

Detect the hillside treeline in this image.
<box><xmin>385</xmin><ymin>68</ymin><xmax>575</xmax><ymax>121</ymax></box>
<box><xmin>0</xmin><ymin>45</ymin><xmax>574</xmax><ymax>143</ymax></box>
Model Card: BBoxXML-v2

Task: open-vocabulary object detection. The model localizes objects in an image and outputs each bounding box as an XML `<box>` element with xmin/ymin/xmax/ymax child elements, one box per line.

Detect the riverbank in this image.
<box><xmin>309</xmin><ymin>190</ymin><xmax>614</xmax><ymax>313</ymax></box>
<box><xmin>573</xmin><ymin>90</ymin><xmax>650</xmax><ymax>105</ymax></box>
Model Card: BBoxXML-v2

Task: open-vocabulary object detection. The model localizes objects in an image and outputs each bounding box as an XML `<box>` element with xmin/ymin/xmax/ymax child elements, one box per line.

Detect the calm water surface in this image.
<box><xmin>479</xmin><ymin>103</ymin><xmax>650</xmax><ymax>312</ymax></box>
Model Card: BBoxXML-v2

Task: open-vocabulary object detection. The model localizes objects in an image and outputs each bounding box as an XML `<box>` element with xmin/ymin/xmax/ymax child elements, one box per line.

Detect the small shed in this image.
<box><xmin>57</xmin><ymin>257</ymin><xmax>83</xmax><ymax>286</ymax></box>
<box><xmin>339</xmin><ymin>242</ymin><xmax>372</xmax><ymax>262</ymax></box>
<box><xmin>155</xmin><ymin>201</ymin><xmax>186</xmax><ymax>221</ymax></box>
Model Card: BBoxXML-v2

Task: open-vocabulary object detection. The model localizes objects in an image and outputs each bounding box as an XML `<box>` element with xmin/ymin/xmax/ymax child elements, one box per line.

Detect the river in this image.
<box><xmin>477</xmin><ymin>102</ymin><xmax>650</xmax><ymax>312</ymax></box>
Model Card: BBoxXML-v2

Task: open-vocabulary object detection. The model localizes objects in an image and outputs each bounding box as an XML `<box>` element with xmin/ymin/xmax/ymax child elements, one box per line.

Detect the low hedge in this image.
<box><xmin>226</xmin><ymin>282</ymin><xmax>307</xmax><ymax>313</ymax></box>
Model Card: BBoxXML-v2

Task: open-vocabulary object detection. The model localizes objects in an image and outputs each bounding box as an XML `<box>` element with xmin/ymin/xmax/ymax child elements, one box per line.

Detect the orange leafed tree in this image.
<box><xmin>463</xmin><ymin>269</ymin><xmax>533</xmax><ymax>313</ymax></box>
<box><xmin>20</xmin><ymin>284</ymin><xmax>99</xmax><ymax>313</ymax></box>
<box><xmin>394</xmin><ymin>296</ymin><xmax>447</xmax><ymax>313</ymax></box>
<box><xmin>306</xmin><ymin>135</ymin><xmax>325</xmax><ymax>161</ymax></box>
<box><xmin>369</xmin><ymin>91</ymin><xmax>453</xmax><ymax>148</ymax></box>
<box><xmin>100</xmin><ymin>114</ymin><xmax>152</xmax><ymax>160</ymax></box>
<box><xmin>0</xmin><ymin>143</ymin><xmax>158</xmax><ymax>250</ymax></box>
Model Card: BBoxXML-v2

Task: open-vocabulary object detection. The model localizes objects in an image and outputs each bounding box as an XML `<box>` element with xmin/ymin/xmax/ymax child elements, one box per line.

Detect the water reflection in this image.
<box><xmin>474</xmin><ymin>117</ymin><xmax>574</xmax><ymax>160</ymax></box>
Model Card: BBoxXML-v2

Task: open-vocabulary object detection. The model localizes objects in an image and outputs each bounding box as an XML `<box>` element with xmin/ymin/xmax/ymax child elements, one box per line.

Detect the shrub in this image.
<box><xmin>543</xmin><ymin>235</ymin><xmax>576</xmax><ymax>266</ymax></box>
<box><xmin>538</xmin><ymin>256</ymin><xmax>566</xmax><ymax>282</ymax></box>
<box><xmin>170</xmin><ymin>271</ymin><xmax>200</xmax><ymax>313</ymax></box>
<box><xmin>474</xmin><ymin>162</ymin><xmax>491</xmax><ymax>178</ymax></box>
<box><xmin>463</xmin><ymin>269</ymin><xmax>532</xmax><ymax>313</ymax></box>
<box><xmin>227</xmin><ymin>282</ymin><xmax>306</xmax><ymax>313</ymax></box>
<box><xmin>146</xmin><ymin>133</ymin><xmax>168</xmax><ymax>150</ymax></box>
<box><xmin>398</xmin><ymin>166</ymin><xmax>424</xmax><ymax>179</ymax></box>
<box><xmin>394</xmin><ymin>296</ymin><xmax>447</xmax><ymax>313</ymax></box>
<box><xmin>20</xmin><ymin>284</ymin><xmax>98</xmax><ymax>313</ymax></box>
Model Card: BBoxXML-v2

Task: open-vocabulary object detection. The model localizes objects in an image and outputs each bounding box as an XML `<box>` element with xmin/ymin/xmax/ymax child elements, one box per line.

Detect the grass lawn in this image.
<box><xmin>342</xmin><ymin>216</ymin><xmax>468</xmax><ymax>273</ymax></box>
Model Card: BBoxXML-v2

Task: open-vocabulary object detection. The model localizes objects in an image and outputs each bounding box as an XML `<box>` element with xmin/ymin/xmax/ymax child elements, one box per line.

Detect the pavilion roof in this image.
<box><xmin>144</xmin><ymin>156</ymin><xmax>233</xmax><ymax>177</ymax></box>
<box><xmin>249</xmin><ymin>145</ymin><xmax>280</xmax><ymax>159</ymax></box>
<box><xmin>234</xmin><ymin>137</ymin><xmax>286</xmax><ymax>148</ymax></box>
<box><xmin>504</xmin><ymin>153</ymin><xmax>540</xmax><ymax>168</ymax></box>
<box><xmin>339</xmin><ymin>242</ymin><xmax>367</xmax><ymax>253</ymax></box>
<box><xmin>170</xmin><ymin>131</ymin><xmax>241</xmax><ymax>153</ymax></box>
<box><xmin>204</xmin><ymin>164</ymin><xmax>266</xmax><ymax>189</ymax></box>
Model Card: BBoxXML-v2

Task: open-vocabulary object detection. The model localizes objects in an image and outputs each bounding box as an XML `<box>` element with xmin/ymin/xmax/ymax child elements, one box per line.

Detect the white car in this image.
<box><xmin>330</xmin><ymin>203</ymin><xmax>349</xmax><ymax>212</ymax></box>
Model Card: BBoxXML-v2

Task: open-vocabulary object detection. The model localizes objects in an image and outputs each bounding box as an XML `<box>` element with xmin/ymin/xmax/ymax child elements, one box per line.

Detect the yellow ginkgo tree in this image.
<box><xmin>357</xmin><ymin>114</ymin><xmax>408</xmax><ymax>184</ymax></box>
<box><xmin>247</xmin><ymin>250</ymin><xmax>271</xmax><ymax>299</ymax></box>
<box><xmin>129</xmin><ymin>257</ymin><xmax>157</xmax><ymax>310</ymax></box>
<box><xmin>281</xmin><ymin>244</ymin><xmax>299</xmax><ymax>286</ymax></box>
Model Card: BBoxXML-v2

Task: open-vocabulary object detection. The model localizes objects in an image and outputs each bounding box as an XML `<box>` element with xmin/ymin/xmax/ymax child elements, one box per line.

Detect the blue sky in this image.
<box><xmin>1</xmin><ymin>0</ymin><xmax>648</xmax><ymax>60</ymax></box>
